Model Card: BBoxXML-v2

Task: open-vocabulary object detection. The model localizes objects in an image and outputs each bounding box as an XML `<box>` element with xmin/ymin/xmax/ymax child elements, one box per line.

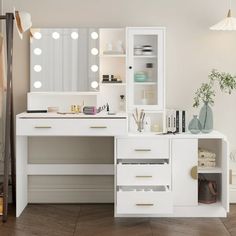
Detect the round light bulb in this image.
<box><xmin>71</xmin><ymin>32</ymin><xmax>79</xmax><ymax>39</ymax></box>
<box><xmin>52</xmin><ymin>32</ymin><xmax>60</xmax><ymax>39</ymax></box>
<box><xmin>34</xmin><ymin>81</ymin><xmax>42</xmax><ymax>89</ymax></box>
<box><xmin>91</xmin><ymin>65</ymin><xmax>99</xmax><ymax>72</ymax></box>
<box><xmin>91</xmin><ymin>32</ymin><xmax>98</xmax><ymax>39</ymax></box>
<box><xmin>91</xmin><ymin>81</ymin><xmax>99</xmax><ymax>89</ymax></box>
<box><xmin>34</xmin><ymin>32</ymin><xmax>42</xmax><ymax>40</ymax></box>
<box><xmin>34</xmin><ymin>65</ymin><xmax>42</xmax><ymax>72</ymax></box>
<box><xmin>91</xmin><ymin>48</ymin><xmax>99</xmax><ymax>55</ymax></box>
<box><xmin>34</xmin><ymin>48</ymin><xmax>42</xmax><ymax>55</ymax></box>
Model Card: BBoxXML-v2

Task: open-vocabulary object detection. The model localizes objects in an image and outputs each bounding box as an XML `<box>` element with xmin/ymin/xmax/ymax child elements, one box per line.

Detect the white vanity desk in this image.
<box><xmin>16</xmin><ymin>112</ymin><xmax>229</xmax><ymax>218</ymax></box>
<box><xmin>16</xmin><ymin>112</ymin><xmax>127</xmax><ymax>217</ymax></box>
<box><xmin>17</xmin><ymin>26</ymin><xmax>229</xmax><ymax>218</ymax></box>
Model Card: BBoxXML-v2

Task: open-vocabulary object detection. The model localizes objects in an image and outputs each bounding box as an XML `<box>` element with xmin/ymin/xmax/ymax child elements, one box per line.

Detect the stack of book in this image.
<box><xmin>166</xmin><ymin>109</ymin><xmax>186</xmax><ymax>133</ymax></box>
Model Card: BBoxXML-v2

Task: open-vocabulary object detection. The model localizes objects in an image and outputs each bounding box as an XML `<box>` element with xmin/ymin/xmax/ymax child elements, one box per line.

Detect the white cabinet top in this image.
<box><xmin>17</xmin><ymin>112</ymin><xmax>128</xmax><ymax>119</ymax></box>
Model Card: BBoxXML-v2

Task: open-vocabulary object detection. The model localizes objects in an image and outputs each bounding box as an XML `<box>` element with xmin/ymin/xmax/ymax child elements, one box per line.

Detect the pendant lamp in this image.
<box><xmin>210</xmin><ymin>0</ymin><xmax>236</xmax><ymax>30</ymax></box>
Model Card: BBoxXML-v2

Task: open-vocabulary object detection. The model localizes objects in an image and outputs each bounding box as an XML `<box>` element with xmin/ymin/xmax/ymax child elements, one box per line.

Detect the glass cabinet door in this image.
<box><xmin>127</xmin><ymin>28</ymin><xmax>165</xmax><ymax>111</ymax></box>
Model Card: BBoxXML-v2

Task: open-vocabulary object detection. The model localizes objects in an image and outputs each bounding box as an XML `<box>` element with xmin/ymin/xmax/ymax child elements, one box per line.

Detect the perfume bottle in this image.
<box><xmin>119</xmin><ymin>95</ymin><xmax>126</xmax><ymax>112</ymax></box>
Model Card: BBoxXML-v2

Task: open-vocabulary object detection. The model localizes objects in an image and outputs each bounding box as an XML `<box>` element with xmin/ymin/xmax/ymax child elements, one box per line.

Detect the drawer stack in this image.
<box><xmin>115</xmin><ymin>138</ymin><xmax>173</xmax><ymax>215</ymax></box>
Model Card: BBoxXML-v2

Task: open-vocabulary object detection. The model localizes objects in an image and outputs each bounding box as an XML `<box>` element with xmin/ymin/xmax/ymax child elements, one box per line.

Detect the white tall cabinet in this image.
<box><xmin>127</xmin><ymin>28</ymin><xmax>165</xmax><ymax>111</ymax></box>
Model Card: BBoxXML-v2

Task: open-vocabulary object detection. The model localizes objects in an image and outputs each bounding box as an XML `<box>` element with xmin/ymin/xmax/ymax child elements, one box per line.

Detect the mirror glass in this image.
<box><xmin>30</xmin><ymin>28</ymin><xmax>99</xmax><ymax>92</ymax></box>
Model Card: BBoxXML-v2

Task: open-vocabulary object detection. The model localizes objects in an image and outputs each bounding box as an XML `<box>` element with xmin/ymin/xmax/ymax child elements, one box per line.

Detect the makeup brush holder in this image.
<box><xmin>137</xmin><ymin>120</ymin><xmax>144</xmax><ymax>132</ymax></box>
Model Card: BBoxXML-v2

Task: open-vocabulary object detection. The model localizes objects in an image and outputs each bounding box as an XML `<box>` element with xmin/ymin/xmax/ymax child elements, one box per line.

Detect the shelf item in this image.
<box><xmin>134</xmin><ymin>72</ymin><xmax>148</xmax><ymax>82</ymax></box>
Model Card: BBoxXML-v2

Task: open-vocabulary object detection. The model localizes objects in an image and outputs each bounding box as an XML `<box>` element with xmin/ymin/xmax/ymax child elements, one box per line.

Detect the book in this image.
<box><xmin>176</xmin><ymin>110</ymin><xmax>179</xmax><ymax>133</ymax></box>
<box><xmin>166</xmin><ymin>109</ymin><xmax>186</xmax><ymax>133</ymax></box>
<box><xmin>182</xmin><ymin>110</ymin><xmax>186</xmax><ymax>132</ymax></box>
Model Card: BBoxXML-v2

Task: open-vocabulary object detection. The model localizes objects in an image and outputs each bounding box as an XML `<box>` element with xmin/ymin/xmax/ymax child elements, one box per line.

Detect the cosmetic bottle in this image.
<box><xmin>119</xmin><ymin>95</ymin><xmax>126</xmax><ymax>112</ymax></box>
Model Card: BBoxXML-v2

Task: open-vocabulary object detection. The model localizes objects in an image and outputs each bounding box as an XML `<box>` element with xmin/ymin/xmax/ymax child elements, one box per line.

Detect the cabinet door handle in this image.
<box><xmin>135</xmin><ymin>175</ymin><xmax>153</xmax><ymax>178</ymax></box>
<box><xmin>90</xmin><ymin>126</ymin><xmax>107</xmax><ymax>129</ymax></box>
<box><xmin>129</xmin><ymin>66</ymin><xmax>132</xmax><ymax>69</ymax></box>
<box><xmin>136</xmin><ymin>203</ymin><xmax>154</xmax><ymax>206</ymax></box>
<box><xmin>34</xmin><ymin>126</ymin><xmax>52</xmax><ymax>129</ymax></box>
<box><xmin>190</xmin><ymin>166</ymin><xmax>198</xmax><ymax>180</ymax></box>
<box><xmin>134</xmin><ymin>149</ymin><xmax>151</xmax><ymax>152</ymax></box>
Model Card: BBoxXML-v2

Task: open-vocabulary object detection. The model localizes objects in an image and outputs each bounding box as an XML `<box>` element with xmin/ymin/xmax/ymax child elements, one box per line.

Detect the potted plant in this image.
<box><xmin>192</xmin><ymin>69</ymin><xmax>236</xmax><ymax>133</ymax></box>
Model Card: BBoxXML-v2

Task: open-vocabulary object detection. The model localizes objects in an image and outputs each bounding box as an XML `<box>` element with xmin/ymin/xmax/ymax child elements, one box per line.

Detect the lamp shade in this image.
<box><xmin>210</xmin><ymin>9</ymin><xmax>236</xmax><ymax>30</ymax></box>
<box><xmin>14</xmin><ymin>10</ymin><xmax>32</xmax><ymax>39</ymax></box>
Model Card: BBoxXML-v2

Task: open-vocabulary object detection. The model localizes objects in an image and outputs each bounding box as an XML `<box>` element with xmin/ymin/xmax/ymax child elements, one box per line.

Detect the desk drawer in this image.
<box><xmin>16</xmin><ymin>118</ymin><xmax>127</xmax><ymax>136</ymax></box>
<box><xmin>117</xmin><ymin>138</ymin><xmax>169</xmax><ymax>159</ymax></box>
<box><xmin>117</xmin><ymin>188</ymin><xmax>173</xmax><ymax>214</ymax></box>
<box><xmin>117</xmin><ymin>164</ymin><xmax>171</xmax><ymax>186</ymax></box>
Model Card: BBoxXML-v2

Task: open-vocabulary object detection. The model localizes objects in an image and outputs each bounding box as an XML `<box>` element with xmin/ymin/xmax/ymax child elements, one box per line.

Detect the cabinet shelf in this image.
<box><xmin>100</xmin><ymin>54</ymin><xmax>126</xmax><ymax>58</ymax></box>
<box><xmin>134</xmin><ymin>82</ymin><xmax>157</xmax><ymax>85</ymax></box>
<box><xmin>134</xmin><ymin>55</ymin><xmax>157</xmax><ymax>58</ymax></box>
<box><xmin>100</xmin><ymin>83</ymin><xmax>126</xmax><ymax>86</ymax></box>
<box><xmin>198</xmin><ymin>167</ymin><xmax>223</xmax><ymax>174</ymax></box>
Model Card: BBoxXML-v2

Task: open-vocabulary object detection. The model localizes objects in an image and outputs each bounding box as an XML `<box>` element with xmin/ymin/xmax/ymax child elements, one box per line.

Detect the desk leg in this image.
<box><xmin>16</xmin><ymin>136</ymin><xmax>28</xmax><ymax>217</ymax></box>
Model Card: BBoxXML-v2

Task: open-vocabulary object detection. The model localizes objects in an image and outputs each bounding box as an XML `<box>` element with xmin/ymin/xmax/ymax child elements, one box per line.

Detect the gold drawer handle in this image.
<box><xmin>90</xmin><ymin>126</ymin><xmax>107</xmax><ymax>129</ymax></box>
<box><xmin>34</xmin><ymin>126</ymin><xmax>52</xmax><ymax>129</ymax></box>
<box><xmin>135</xmin><ymin>176</ymin><xmax>153</xmax><ymax>178</ymax></box>
<box><xmin>136</xmin><ymin>203</ymin><xmax>154</xmax><ymax>206</ymax></box>
<box><xmin>134</xmin><ymin>149</ymin><xmax>151</xmax><ymax>152</ymax></box>
<box><xmin>190</xmin><ymin>166</ymin><xmax>198</xmax><ymax>180</ymax></box>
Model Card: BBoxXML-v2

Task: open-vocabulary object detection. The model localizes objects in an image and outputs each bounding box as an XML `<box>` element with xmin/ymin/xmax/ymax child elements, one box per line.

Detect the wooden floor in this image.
<box><xmin>0</xmin><ymin>204</ymin><xmax>236</xmax><ymax>236</ymax></box>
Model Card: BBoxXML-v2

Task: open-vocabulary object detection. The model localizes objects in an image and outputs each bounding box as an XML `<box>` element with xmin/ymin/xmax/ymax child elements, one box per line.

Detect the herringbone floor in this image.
<box><xmin>0</xmin><ymin>204</ymin><xmax>236</xmax><ymax>236</ymax></box>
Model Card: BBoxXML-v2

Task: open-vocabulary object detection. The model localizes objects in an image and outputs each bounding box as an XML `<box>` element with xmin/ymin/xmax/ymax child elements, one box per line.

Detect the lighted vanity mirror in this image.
<box><xmin>30</xmin><ymin>28</ymin><xmax>99</xmax><ymax>92</ymax></box>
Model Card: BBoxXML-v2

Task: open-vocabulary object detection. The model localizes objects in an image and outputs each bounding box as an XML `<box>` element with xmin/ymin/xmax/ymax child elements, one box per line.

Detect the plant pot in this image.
<box><xmin>199</xmin><ymin>102</ymin><xmax>213</xmax><ymax>133</ymax></box>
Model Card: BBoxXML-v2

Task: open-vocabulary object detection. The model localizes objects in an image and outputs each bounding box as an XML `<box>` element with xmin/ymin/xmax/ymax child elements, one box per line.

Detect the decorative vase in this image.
<box><xmin>199</xmin><ymin>102</ymin><xmax>213</xmax><ymax>133</ymax></box>
<box><xmin>188</xmin><ymin>115</ymin><xmax>202</xmax><ymax>134</ymax></box>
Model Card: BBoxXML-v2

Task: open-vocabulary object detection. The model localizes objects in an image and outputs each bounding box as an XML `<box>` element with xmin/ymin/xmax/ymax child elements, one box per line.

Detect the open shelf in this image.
<box><xmin>100</xmin><ymin>54</ymin><xmax>126</xmax><ymax>58</ymax></box>
<box><xmin>134</xmin><ymin>55</ymin><xmax>157</xmax><ymax>58</ymax></box>
<box><xmin>134</xmin><ymin>82</ymin><xmax>157</xmax><ymax>85</ymax></box>
<box><xmin>198</xmin><ymin>167</ymin><xmax>223</xmax><ymax>174</ymax></box>
<box><xmin>100</xmin><ymin>83</ymin><xmax>126</xmax><ymax>86</ymax></box>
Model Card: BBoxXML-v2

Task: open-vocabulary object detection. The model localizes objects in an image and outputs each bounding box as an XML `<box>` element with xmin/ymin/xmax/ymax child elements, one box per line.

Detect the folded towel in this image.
<box><xmin>198</xmin><ymin>148</ymin><xmax>216</xmax><ymax>159</ymax></box>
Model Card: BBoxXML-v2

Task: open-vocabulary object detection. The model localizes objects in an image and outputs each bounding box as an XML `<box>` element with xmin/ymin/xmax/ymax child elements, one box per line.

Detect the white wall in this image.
<box><xmin>2</xmin><ymin>0</ymin><xmax>236</xmax><ymax>200</ymax></box>
<box><xmin>4</xmin><ymin>0</ymin><xmax>236</xmax><ymax>140</ymax></box>
<box><xmin>3</xmin><ymin>0</ymin><xmax>236</xmax><ymax>149</ymax></box>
